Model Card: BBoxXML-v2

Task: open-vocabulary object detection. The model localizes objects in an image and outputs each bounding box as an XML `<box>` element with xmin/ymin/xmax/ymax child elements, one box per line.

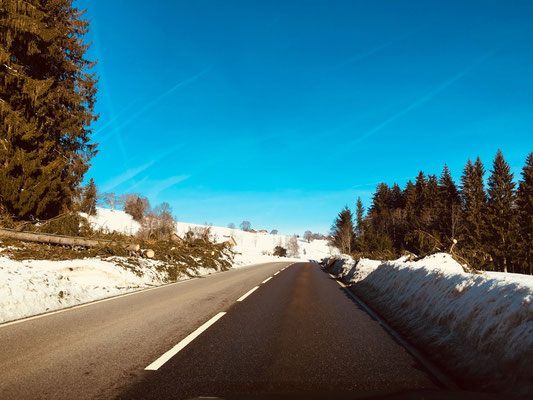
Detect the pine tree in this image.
<box><xmin>0</xmin><ymin>0</ymin><xmax>98</xmax><ymax>219</ymax></box>
<box><xmin>390</xmin><ymin>183</ymin><xmax>405</xmax><ymax>210</ymax></box>
<box><xmin>369</xmin><ymin>183</ymin><xmax>392</xmax><ymax>221</ymax></box>
<box><xmin>80</xmin><ymin>178</ymin><xmax>97</xmax><ymax>215</ymax></box>
<box><xmin>388</xmin><ymin>183</ymin><xmax>405</xmax><ymax>251</ymax></box>
<box><xmin>354</xmin><ymin>197</ymin><xmax>366</xmax><ymax>252</ymax></box>
<box><xmin>460</xmin><ymin>157</ymin><xmax>487</xmax><ymax>250</ymax></box>
<box><xmin>354</xmin><ymin>198</ymin><xmax>364</xmax><ymax>235</ymax></box>
<box><xmin>414</xmin><ymin>171</ymin><xmax>428</xmax><ymax>228</ymax></box>
<box><xmin>403</xmin><ymin>172</ymin><xmax>441</xmax><ymax>254</ymax></box>
<box><xmin>330</xmin><ymin>206</ymin><xmax>355</xmax><ymax>254</ymax></box>
<box><xmin>436</xmin><ymin>165</ymin><xmax>461</xmax><ymax>245</ymax></box>
<box><xmin>517</xmin><ymin>153</ymin><xmax>533</xmax><ymax>274</ymax></box>
<box><xmin>404</xmin><ymin>180</ymin><xmax>416</xmax><ymax>229</ymax></box>
<box><xmin>425</xmin><ymin>174</ymin><xmax>439</xmax><ymax>237</ymax></box>
<box><xmin>486</xmin><ymin>150</ymin><xmax>518</xmax><ymax>272</ymax></box>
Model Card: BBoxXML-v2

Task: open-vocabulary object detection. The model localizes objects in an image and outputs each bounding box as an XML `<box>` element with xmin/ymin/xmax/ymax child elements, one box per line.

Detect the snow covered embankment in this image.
<box><xmin>326</xmin><ymin>253</ymin><xmax>533</xmax><ymax>395</ymax></box>
<box><xmin>0</xmin><ymin>255</ymin><xmax>177</xmax><ymax>324</ymax></box>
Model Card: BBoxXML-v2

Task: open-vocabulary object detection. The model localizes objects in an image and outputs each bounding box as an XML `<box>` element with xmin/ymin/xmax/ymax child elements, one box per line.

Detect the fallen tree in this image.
<box><xmin>0</xmin><ymin>228</ymin><xmax>140</xmax><ymax>252</ymax></box>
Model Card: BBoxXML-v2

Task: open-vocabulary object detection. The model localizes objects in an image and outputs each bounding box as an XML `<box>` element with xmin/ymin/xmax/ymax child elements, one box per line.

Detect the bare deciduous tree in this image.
<box><xmin>103</xmin><ymin>192</ymin><xmax>118</xmax><ymax>211</ymax></box>
<box><xmin>287</xmin><ymin>235</ymin><xmax>300</xmax><ymax>257</ymax></box>
<box><xmin>240</xmin><ymin>220</ymin><xmax>251</xmax><ymax>232</ymax></box>
<box><xmin>138</xmin><ymin>202</ymin><xmax>175</xmax><ymax>240</ymax></box>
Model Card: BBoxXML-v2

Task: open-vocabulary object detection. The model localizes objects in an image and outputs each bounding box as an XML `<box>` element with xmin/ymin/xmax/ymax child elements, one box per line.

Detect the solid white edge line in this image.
<box><xmin>0</xmin><ymin>276</ymin><xmax>201</xmax><ymax>329</ymax></box>
<box><xmin>262</xmin><ymin>277</ymin><xmax>272</xmax><ymax>284</ymax></box>
<box><xmin>326</xmin><ymin>271</ymin><xmax>458</xmax><ymax>390</ymax></box>
<box><xmin>236</xmin><ymin>286</ymin><xmax>259</xmax><ymax>302</ymax></box>
<box><xmin>145</xmin><ymin>312</ymin><xmax>226</xmax><ymax>371</ymax></box>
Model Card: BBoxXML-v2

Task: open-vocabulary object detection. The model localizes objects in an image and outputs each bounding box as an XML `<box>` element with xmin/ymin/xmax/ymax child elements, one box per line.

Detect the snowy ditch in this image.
<box><xmin>325</xmin><ymin>253</ymin><xmax>533</xmax><ymax>395</ymax></box>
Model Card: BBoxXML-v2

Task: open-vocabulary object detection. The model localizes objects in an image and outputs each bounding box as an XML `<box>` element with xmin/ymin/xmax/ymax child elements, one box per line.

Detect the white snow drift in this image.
<box><xmin>0</xmin><ymin>255</ymin><xmax>167</xmax><ymax>323</ymax></box>
<box><xmin>327</xmin><ymin>253</ymin><xmax>533</xmax><ymax>394</ymax></box>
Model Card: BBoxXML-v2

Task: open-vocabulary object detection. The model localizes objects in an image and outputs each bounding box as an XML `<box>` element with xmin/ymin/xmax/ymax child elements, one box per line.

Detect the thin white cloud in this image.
<box><xmin>96</xmin><ymin>66</ymin><xmax>212</xmax><ymax>144</ymax></box>
<box><xmin>331</xmin><ymin>26</ymin><xmax>426</xmax><ymax>71</ymax></box>
<box><xmin>147</xmin><ymin>175</ymin><xmax>191</xmax><ymax>200</ymax></box>
<box><xmin>101</xmin><ymin>162</ymin><xmax>155</xmax><ymax>192</ymax></box>
<box><xmin>100</xmin><ymin>144</ymin><xmax>185</xmax><ymax>192</ymax></box>
<box><xmin>121</xmin><ymin>176</ymin><xmax>149</xmax><ymax>194</ymax></box>
<box><xmin>343</xmin><ymin>49</ymin><xmax>498</xmax><ymax>150</ymax></box>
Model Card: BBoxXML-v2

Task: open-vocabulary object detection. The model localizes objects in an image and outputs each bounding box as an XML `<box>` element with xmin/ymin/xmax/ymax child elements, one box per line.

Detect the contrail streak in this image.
<box><xmin>344</xmin><ymin>50</ymin><xmax>498</xmax><ymax>149</ymax></box>
<box><xmin>101</xmin><ymin>143</ymin><xmax>185</xmax><ymax>192</ymax></box>
<box><xmin>92</xmin><ymin>99</ymin><xmax>139</xmax><ymax>137</ymax></box>
<box><xmin>96</xmin><ymin>66</ymin><xmax>212</xmax><ymax>143</ymax></box>
<box><xmin>333</xmin><ymin>26</ymin><xmax>426</xmax><ymax>71</ymax></box>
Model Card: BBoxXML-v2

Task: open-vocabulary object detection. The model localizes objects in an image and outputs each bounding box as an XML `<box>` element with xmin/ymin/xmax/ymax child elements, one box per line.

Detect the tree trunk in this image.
<box><xmin>0</xmin><ymin>228</ymin><xmax>140</xmax><ymax>252</ymax></box>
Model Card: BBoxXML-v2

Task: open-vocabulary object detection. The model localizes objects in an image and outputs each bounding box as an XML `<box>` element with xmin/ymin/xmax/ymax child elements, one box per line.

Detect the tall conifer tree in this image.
<box><xmin>426</xmin><ymin>174</ymin><xmax>439</xmax><ymax>236</ymax></box>
<box><xmin>354</xmin><ymin>197</ymin><xmax>366</xmax><ymax>252</ymax></box>
<box><xmin>414</xmin><ymin>171</ymin><xmax>427</xmax><ymax>222</ymax></box>
<box><xmin>389</xmin><ymin>183</ymin><xmax>406</xmax><ymax>250</ymax></box>
<box><xmin>486</xmin><ymin>150</ymin><xmax>518</xmax><ymax>272</ymax></box>
<box><xmin>404</xmin><ymin>180</ymin><xmax>416</xmax><ymax>228</ymax></box>
<box><xmin>460</xmin><ymin>157</ymin><xmax>487</xmax><ymax>250</ymax></box>
<box><xmin>330</xmin><ymin>206</ymin><xmax>355</xmax><ymax>254</ymax></box>
<box><xmin>517</xmin><ymin>153</ymin><xmax>533</xmax><ymax>274</ymax></box>
<box><xmin>355</xmin><ymin>197</ymin><xmax>365</xmax><ymax>237</ymax></box>
<box><xmin>0</xmin><ymin>0</ymin><xmax>98</xmax><ymax>219</ymax></box>
<box><xmin>80</xmin><ymin>178</ymin><xmax>97</xmax><ymax>215</ymax></box>
<box><xmin>436</xmin><ymin>165</ymin><xmax>461</xmax><ymax>244</ymax></box>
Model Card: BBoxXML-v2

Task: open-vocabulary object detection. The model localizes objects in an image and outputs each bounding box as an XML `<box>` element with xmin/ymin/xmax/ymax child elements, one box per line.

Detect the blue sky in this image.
<box><xmin>77</xmin><ymin>0</ymin><xmax>533</xmax><ymax>235</ymax></box>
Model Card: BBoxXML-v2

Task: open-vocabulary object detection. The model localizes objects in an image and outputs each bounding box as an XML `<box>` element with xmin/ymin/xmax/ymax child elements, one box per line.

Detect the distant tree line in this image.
<box><xmin>330</xmin><ymin>150</ymin><xmax>533</xmax><ymax>275</ymax></box>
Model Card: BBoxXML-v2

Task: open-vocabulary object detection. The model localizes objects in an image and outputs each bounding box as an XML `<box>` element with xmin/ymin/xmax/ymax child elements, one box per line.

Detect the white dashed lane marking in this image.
<box><xmin>236</xmin><ymin>286</ymin><xmax>259</xmax><ymax>302</ymax></box>
<box><xmin>145</xmin><ymin>312</ymin><xmax>226</xmax><ymax>371</ymax></box>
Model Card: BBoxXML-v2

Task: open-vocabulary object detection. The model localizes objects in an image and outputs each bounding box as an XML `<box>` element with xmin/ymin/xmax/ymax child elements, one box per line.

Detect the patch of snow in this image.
<box><xmin>175</xmin><ymin>220</ymin><xmax>337</xmax><ymax>266</ymax></box>
<box><xmin>81</xmin><ymin>208</ymin><xmax>141</xmax><ymax>235</ymax></box>
<box><xmin>326</xmin><ymin>252</ymin><xmax>533</xmax><ymax>394</ymax></box>
<box><xmin>0</xmin><ymin>255</ymin><xmax>185</xmax><ymax>324</ymax></box>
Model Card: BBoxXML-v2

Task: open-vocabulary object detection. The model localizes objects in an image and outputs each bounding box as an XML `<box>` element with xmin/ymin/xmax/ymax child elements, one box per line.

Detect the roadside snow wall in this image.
<box><xmin>326</xmin><ymin>253</ymin><xmax>533</xmax><ymax>395</ymax></box>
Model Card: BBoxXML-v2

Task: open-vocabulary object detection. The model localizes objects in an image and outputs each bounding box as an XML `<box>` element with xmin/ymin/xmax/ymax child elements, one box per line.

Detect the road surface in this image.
<box><xmin>1</xmin><ymin>261</ymin><xmax>453</xmax><ymax>399</ymax></box>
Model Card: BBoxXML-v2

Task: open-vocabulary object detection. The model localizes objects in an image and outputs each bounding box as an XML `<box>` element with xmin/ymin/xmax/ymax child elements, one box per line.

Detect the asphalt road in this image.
<box><xmin>1</xmin><ymin>261</ymin><xmax>450</xmax><ymax>399</ymax></box>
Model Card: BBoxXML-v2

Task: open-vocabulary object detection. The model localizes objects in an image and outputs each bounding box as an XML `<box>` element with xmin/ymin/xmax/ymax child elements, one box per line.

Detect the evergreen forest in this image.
<box><xmin>331</xmin><ymin>150</ymin><xmax>533</xmax><ymax>275</ymax></box>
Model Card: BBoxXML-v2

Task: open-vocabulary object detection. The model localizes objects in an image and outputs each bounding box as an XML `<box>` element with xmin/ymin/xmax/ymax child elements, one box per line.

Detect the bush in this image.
<box><xmin>273</xmin><ymin>246</ymin><xmax>287</xmax><ymax>257</ymax></box>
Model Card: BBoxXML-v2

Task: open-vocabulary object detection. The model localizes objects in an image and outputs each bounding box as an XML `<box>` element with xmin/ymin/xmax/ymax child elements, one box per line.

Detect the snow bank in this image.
<box><xmin>326</xmin><ymin>253</ymin><xmax>533</xmax><ymax>394</ymax></box>
<box><xmin>327</xmin><ymin>254</ymin><xmax>381</xmax><ymax>282</ymax></box>
<box><xmin>0</xmin><ymin>255</ymin><xmax>204</xmax><ymax>324</ymax></box>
